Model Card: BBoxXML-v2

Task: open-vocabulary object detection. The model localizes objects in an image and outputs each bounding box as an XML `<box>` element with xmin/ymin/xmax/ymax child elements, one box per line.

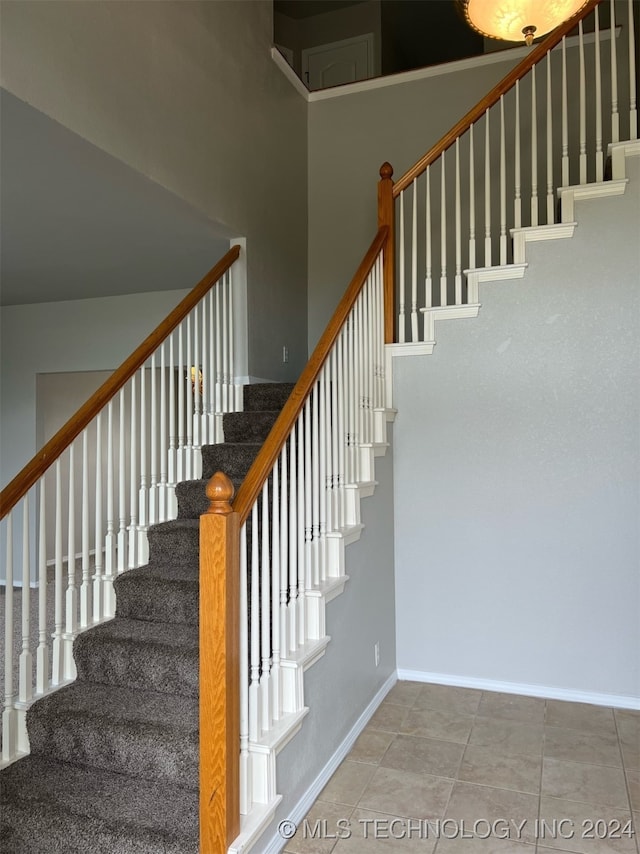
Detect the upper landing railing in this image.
<box><xmin>377</xmin><ymin>0</ymin><xmax>636</xmax><ymax>343</ymax></box>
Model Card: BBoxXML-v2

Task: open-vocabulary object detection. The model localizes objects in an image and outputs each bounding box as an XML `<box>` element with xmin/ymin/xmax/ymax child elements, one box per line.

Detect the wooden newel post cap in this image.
<box><xmin>205</xmin><ymin>471</ymin><xmax>235</xmax><ymax>514</ymax></box>
<box><xmin>379</xmin><ymin>162</ymin><xmax>393</xmax><ymax>180</ymax></box>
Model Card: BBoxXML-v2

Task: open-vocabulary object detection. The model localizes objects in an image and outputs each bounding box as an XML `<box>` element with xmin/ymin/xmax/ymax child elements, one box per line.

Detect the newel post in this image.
<box><xmin>200</xmin><ymin>472</ymin><xmax>240</xmax><ymax>852</ymax></box>
<box><xmin>378</xmin><ymin>161</ymin><xmax>396</xmax><ymax>344</ymax></box>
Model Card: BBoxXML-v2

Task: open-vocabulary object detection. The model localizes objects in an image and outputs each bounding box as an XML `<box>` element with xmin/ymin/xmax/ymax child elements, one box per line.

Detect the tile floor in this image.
<box><xmin>283</xmin><ymin>682</ymin><xmax>639</xmax><ymax>854</ymax></box>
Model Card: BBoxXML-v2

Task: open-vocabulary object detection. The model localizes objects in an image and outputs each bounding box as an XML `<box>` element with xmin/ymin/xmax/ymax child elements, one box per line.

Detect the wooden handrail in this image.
<box><xmin>392</xmin><ymin>0</ymin><xmax>601</xmax><ymax>196</ymax></box>
<box><xmin>0</xmin><ymin>244</ymin><xmax>241</xmax><ymax>520</ymax></box>
<box><xmin>233</xmin><ymin>226</ymin><xmax>388</xmax><ymax>525</ymax></box>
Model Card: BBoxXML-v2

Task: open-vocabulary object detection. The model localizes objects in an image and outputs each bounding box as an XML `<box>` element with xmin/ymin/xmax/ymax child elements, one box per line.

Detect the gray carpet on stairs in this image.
<box><xmin>0</xmin><ymin>382</ymin><xmax>294</xmax><ymax>853</ymax></box>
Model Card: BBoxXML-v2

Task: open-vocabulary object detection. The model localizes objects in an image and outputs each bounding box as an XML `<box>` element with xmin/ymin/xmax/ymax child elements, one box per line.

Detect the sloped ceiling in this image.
<box><xmin>0</xmin><ymin>89</ymin><xmax>230</xmax><ymax>306</ymax></box>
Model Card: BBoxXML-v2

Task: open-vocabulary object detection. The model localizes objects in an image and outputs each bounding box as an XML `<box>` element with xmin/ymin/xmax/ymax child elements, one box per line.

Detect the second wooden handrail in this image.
<box><xmin>0</xmin><ymin>244</ymin><xmax>241</xmax><ymax>519</ymax></box>
<box><xmin>233</xmin><ymin>226</ymin><xmax>388</xmax><ymax>525</ymax></box>
<box><xmin>392</xmin><ymin>0</ymin><xmax>600</xmax><ymax>196</ymax></box>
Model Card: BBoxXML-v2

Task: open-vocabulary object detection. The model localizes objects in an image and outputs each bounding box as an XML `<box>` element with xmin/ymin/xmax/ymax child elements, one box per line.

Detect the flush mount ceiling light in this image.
<box><xmin>459</xmin><ymin>0</ymin><xmax>590</xmax><ymax>46</ymax></box>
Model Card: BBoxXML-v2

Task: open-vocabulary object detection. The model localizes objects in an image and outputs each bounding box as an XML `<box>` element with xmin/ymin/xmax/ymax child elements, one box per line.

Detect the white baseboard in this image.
<box><xmin>397</xmin><ymin>669</ymin><xmax>640</xmax><ymax>710</ymax></box>
<box><xmin>260</xmin><ymin>671</ymin><xmax>398</xmax><ymax>854</ymax></box>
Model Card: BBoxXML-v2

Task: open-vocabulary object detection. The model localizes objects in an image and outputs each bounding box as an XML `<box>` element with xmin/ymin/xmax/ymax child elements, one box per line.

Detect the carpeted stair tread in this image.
<box><xmin>147</xmin><ymin>517</ymin><xmax>199</xmax><ymax>567</ymax></box>
<box><xmin>201</xmin><ymin>441</ymin><xmax>262</xmax><ymax>481</ymax></box>
<box><xmin>243</xmin><ymin>382</ymin><xmax>295</xmax><ymax>411</ymax></box>
<box><xmin>74</xmin><ymin>617</ymin><xmax>198</xmax><ymax>697</ymax></box>
<box><xmin>27</xmin><ymin>682</ymin><xmax>197</xmax><ymax>787</ymax></box>
<box><xmin>222</xmin><ymin>409</ymin><xmax>280</xmax><ymax>443</ymax></box>
<box><xmin>114</xmin><ymin>561</ymin><xmax>198</xmax><ymax>623</ymax></box>
<box><xmin>0</xmin><ymin>755</ymin><xmax>197</xmax><ymax>854</ymax></box>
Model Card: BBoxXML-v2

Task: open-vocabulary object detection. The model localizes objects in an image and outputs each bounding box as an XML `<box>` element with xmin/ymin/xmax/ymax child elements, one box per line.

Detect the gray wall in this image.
<box><xmin>273</xmin><ymin>435</ymin><xmax>396</xmax><ymax>837</ymax></box>
<box><xmin>0</xmin><ymin>0</ymin><xmax>308</xmax><ymax>383</ymax></box>
<box><xmin>392</xmin><ymin>156</ymin><xmax>640</xmax><ymax>703</ymax></box>
<box><xmin>307</xmin><ymin>52</ymin><xmax>519</xmax><ymax>349</ymax></box>
<box><xmin>1</xmin><ymin>289</ymin><xmax>188</xmax><ymax>486</ymax></box>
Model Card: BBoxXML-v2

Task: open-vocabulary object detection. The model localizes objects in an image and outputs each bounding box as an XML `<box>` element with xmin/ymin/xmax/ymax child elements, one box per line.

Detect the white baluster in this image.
<box><xmin>36</xmin><ymin>483</ymin><xmax>48</xmax><ymax>694</ymax></box>
<box><xmin>469</xmin><ymin>124</ymin><xmax>477</xmax><ymax>266</ymax></box>
<box><xmin>280</xmin><ymin>444</ymin><xmax>289</xmax><ymax>659</ymax></box>
<box><xmin>531</xmin><ymin>64</ymin><xmax>539</xmax><ymax>226</ymax></box>
<box><xmin>117</xmin><ymin>389</ymin><xmax>127</xmax><ymax>572</ymax></box>
<box><xmin>222</xmin><ymin>275</ymin><xmax>229</xmax><ymax>414</ymax></box>
<box><xmin>192</xmin><ymin>306</ymin><xmax>201</xmax><ymax>456</ymax></box>
<box><xmin>177</xmin><ymin>324</ymin><xmax>185</xmax><ymax>483</ymax></box>
<box><xmin>398</xmin><ymin>190</ymin><xmax>405</xmax><ymax>342</ymax></box>
<box><xmin>138</xmin><ymin>367</ymin><xmax>148</xmax><ymax>553</ymax></box>
<box><xmin>515</xmin><ymin>82</ymin><xmax>522</xmax><ymax>226</ymax></box>
<box><xmin>562</xmin><ymin>38</ymin><xmax>569</xmax><ymax>187</ymax></box>
<box><xmin>168</xmin><ymin>334</ymin><xmax>177</xmax><ymax>490</ymax></box>
<box><xmin>296</xmin><ymin>410</ymin><xmax>306</xmax><ymax>645</ymax></box>
<box><xmin>271</xmin><ymin>460</ymin><xmax>281</xmax><ymax>722</ymax></box>
<box><xmin>546</xmin><ymin>51</ymin><xmax>555</xmax><ymax>224</ymax></box>
<box><xmin>239</xmin><ymin>524</ymin><xmax>250</xmax><ymax>814</ymax></box>
<box><xmin>288</xmin><ymin>427</ymin><xmax>298</xmax><ymax>653</ymax></box>
<box><xmin>337</xmin><ymin>332</ymin><xmax>346</xmax><ymax>530</ymax></box>
<box><xmin>498</xmin><ymin>96</ymin><xmax>507</xmax><ymax>264</ymax></box>
<box><xmin>425</xmin><ymin>164</ymin><xmax>433</xmax><ymax>314</ymax></box>
<box><xmin>484</xmin><ymin>112</ymin><xmax>492</xmax><ymax>265</ymax></box>
<box><xmin>629</xmin><ymin>0</ymin><xmax>637</xmax><ymax>139</ymax></box>
<box><xmin>185</xmin><ymin>316</ymin><xmax>193</xmax><ymax>480</ymax></box>
<box><xmin>81</xmin><ymin>430</ymin><xmax>92</xmax><ymax>625</ymax></box>
<box><xmin>260</xmin><ymin>482</ymin><xmax>271</xmax><ymax>733</ymax></box>
<box><xmin>159</xmin><ymin>341</ymin><xmax>168</xmax><ymax>521</ymax></box>
<box><xmin>610</xmin><ymin>0</ymin><xmax>619</xmax><ymax>143</ymax></box>
<box><xmin>215</xmin><ymin>284</ymin><xmax>222</xmax><ymax>418</ymax></box>
<box><xmin>19</xmin><ymin>497</ymin><xmax>32</xmax><ymax>705</ymax></box>
<box><xmin>65</xmin><ymin>442</ymin><xmax>78</xmax><ymax>679</ymax></box>
<box><xmin>440</xmin><ymin>150</ymin><xmax>448</xmax><ymax>303</ymax></box>
<box><xmin>52</xmin><ymin>460</ymin><xmax>64</xmax><ymax>684</ymax></box>
<box><xmin>2</xmin><ymin>513</ymin><xmax>17</xmax><ymax>760</ymax></box>
<box><xmin>311</xmin><ymin>385</ymin><xmax>320</xmax><ymax>586</ymax></box>
<box><xmin>128</xmin><ymin>377</ymin><xmax>139</xmax><ymax>570</ymax></box>
<box><xmin>304</xmin><ymin>397</ymin><xmax>313</xmax><ymax>595</ymax></box>
<box><xmin>595</xmin><ymin>5</ymin><xmax>604</xmax><ymax>182</ymax></box>
<box><xmin>411</xmin><ymin>180</ymin><xmax>418</xmax><ymax>341</ymax></box>
<box><xmin>104</xmin><ymin>401</ymin><xmax>116</xmax><ymax>612</ymax></box>
<box><xmin>318</xmin><ymin>374</ymin><xmax>327</xmax><ymax>581</ymax></box>
<box><xmin>579</xmin><ymin>21</ymin><xmax>587</xmax><ymax>183</ymax></box>
<box><xmin>149</xmin><ymin>354</ymin><xmax>158</xmax><ymax>525</ymax></box>
<box><xmin>249</xmin><ymin>506</ymin><xmax>260</xmax><ymax>742</ymax></box>
<box><xmin>455</xmin><ymin>137</ymin><xmax>463</xmax><ymax>301</ymax></box>
<box><xmin>93</xmin><ymin>413</ymin><xmax>103</xmax><ymax>623</ymax></box>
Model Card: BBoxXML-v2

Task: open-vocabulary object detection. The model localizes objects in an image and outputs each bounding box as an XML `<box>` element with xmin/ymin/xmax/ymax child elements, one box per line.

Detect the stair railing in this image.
<box><xmin>200</xmin><ymin>227</ymin><xmax>388</xmax><ymax>850</ymax></box>
<box><xmin>378</xmin><ymin>0</ymin><xmax>637</xmax><ymax>344</ymax></box>
<box><xmin>0</xmin><ymin>244</ymin><xmax>242</xmax><ymax>766</ymax></box>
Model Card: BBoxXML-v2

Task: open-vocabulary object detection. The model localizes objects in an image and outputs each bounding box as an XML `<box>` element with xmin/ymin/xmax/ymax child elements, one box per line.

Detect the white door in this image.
<box><xmin>302</xmin><ymin>34</ymin><xmax>374</xmax><ymax>91</ymax></box>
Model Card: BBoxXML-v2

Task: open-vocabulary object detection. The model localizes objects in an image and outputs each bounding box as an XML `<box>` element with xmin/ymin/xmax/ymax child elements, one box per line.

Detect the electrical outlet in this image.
<box><xmin>282</xmin><ymin>346</ymin><xmax>289</xmax><ymax>363</ymax></box>
<box><xmin>374</xmin><ymin>642</ymin><xmax>380</xmax><ymax>667</ymax></box>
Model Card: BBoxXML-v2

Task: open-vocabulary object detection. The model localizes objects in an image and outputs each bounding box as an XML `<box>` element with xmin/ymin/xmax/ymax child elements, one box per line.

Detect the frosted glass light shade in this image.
<box><xmin>462</xmin><ymin>0</ymin><xmax>589</xmax><ymax>43</ymax></box>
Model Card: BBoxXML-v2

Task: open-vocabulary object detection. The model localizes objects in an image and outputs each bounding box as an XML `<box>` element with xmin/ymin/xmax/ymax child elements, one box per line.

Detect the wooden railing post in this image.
<box><xmin>200</xmin><ymin>471</ymin><xmax>240</xmax><ymax>853</ymax></box>
<box><xmin>378</xmin><ymin>162</ymin><xmax>396</xmax><ymax>343</ymax></box>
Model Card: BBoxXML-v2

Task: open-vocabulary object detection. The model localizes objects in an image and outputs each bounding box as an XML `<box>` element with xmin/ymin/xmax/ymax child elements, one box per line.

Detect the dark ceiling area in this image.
<box><xmin>274</xmin><ymin>0</ymin><xmax>485</xmax><ymax>78</ymax></box>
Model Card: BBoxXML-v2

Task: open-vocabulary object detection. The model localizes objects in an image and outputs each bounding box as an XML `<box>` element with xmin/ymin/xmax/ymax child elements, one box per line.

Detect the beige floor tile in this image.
<box><xmin>358</xmin><ymin>766</ymin><xmax>453</xmax><ymax>821</ymax></box>
<box><xmin>401</xmin><ymin>707</ymin><xmax>475</xmax><ymax>744</ymax></box>
<box><xmin>348</xmin><ymin>728</ymin><xmax>395</xmax><ymax>765</ymax></box>
<box><xmin>458</xmin><ymin>744</ymin><xmax>542</xmax><ymax>794</ymax></box>
<box><xmin>469</xmin><ymin>717</ymin><xmax>544</xmax><ymax>757</ymax></box>
<box><xmin>380</xmin><ymin>734</ymin><xmax>464</xmax><ymax>779</ymax></box>
<box><xmin>444</xmin><ymin>781</ymin><xmax>538</xmax><ymax>844</ymax></box>
<box><xmin>414</xmin><ymin>684</ymin><xmax>482</xmax><ymax>716</ymax></box>
<box><xmin>616</xmin><ymin>712</ymin><xmax>640</xmax><ymax>773</ymax></box>
<box><xmin>544</xmin><ymin>726</ymin><xmax>623</xmax><ymax>768</ymax></box>
<box><xmin>283</xmin><ymin>801</ymin><xmax>354</xmax><ymax>854</ymax></box>
<box><xmin>538</xmin><ymin>796</ymin><xmax>636</xmax><ymax>853</ymax></box>
<box><xmin>368</xmin><ymin>702</ymin><xmax>410</xmax><ymax>734</ymax></box>
<box><xmin>434</xmin><ymin>836</ymin><xmax>534</xmax><ymax>852</ymax></box>
<box><xmin>332</xmin><ymin>808</ymin><xmax>437</xmax><ymax>852</ymax></box>
<box><xmin>320</xmin><ymin>761</ymin><xmax>376</xmax><ymax>806</ymax></box>
<box><xmin>546</xmin><ymin>702</ymin><xmax>617</xmax><ymax>735</ymax></box>
<box><xmin>626</xmin><ymin>771</ymin><xmax>640</xmax><ymax>812</ymax></box>
<box><xmin>542</xmin><ymin>758</ymin><xmax>629</xmax><ymax>809</ymax></box>
<box><xmin>478</xmin><ymin>691</ymin><xmax>546</xmax><ymax>724</ymax></box>
<box><xmin>384</xmin><ymin>681</ymin><xmax>423</xmax><ymax>707</ymax></box>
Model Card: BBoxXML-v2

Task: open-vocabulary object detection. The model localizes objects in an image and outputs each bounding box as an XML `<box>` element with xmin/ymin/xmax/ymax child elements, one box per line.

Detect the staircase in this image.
<box><xmin>0</xmin><ymin>383</ymin><xmax>294</xmax><ymax>853</ymax></box>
